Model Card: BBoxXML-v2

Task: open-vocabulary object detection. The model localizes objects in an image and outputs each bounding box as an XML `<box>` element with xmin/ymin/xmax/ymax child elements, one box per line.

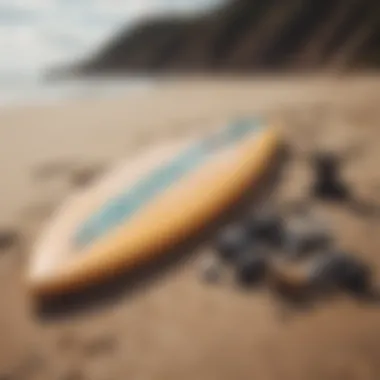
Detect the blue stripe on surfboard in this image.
<box><xmin>74</xmin><ymin>118</ymin><xmax>265</xmax><ymax>249</ymax></box>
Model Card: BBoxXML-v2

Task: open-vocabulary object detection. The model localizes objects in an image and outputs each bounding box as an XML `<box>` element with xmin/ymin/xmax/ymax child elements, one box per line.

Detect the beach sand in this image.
<box><xmin>1</xmin><ymin>75</ymin><xmax>380</xmax><ymax>379</ymax></box>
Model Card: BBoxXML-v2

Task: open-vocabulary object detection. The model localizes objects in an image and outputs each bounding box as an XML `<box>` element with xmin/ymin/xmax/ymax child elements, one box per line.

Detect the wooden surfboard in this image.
<box><xmin>27</xmin><ymin>117</ymin><xmax>281</xmax><ymax>296</ymax></box>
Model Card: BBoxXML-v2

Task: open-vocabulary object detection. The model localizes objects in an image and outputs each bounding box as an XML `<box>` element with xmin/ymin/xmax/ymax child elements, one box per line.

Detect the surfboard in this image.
<box><xmin>27</xmin><ymin>117</ymin><xmax>281</xmax><ymax>296</ymax></box>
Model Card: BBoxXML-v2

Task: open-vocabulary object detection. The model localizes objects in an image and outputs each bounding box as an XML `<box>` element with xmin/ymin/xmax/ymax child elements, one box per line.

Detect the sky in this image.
<box><xmin>0</xmin><ymin>0</ymin><xmax>223</xmax><ymax>78</ymax></box>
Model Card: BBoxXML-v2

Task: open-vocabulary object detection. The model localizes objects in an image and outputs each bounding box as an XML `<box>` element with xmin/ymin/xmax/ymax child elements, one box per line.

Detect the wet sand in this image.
<box><xmin>1</xmin><ymin>75</ymin><xmax>380</xmax><ymax>380</ymax></box>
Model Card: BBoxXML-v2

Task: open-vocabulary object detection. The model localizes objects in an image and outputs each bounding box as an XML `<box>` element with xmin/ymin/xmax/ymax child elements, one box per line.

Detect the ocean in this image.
<box><xmin>0</xmin><ymin>0</ymin><xmax>223</xmax><ymax>106</ymax></box>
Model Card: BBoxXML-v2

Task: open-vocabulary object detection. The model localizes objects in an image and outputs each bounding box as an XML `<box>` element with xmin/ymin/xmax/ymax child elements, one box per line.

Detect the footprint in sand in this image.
<box><xmin>24</xmin><ymin>162</ymin><xmax>109</xmax><ymax>224</ymax></box>
<box><xmin>33</xmin><ymin>159</ymin><xmax>108</xmax><ymax>189</ymax></box>
<box><xmin>0</xmin><ymin>229</ymin><xmax>19</xmax><ymax>251</ymax></box>
<box><xmin>68</xmin><ymin>164</ymin><xmax>108</xmax><ymax>189</ymax></box>
<box><xmin>32</xmin><ymin>159</ymin><xmax>78</xmax><ymax>182</ymax></box>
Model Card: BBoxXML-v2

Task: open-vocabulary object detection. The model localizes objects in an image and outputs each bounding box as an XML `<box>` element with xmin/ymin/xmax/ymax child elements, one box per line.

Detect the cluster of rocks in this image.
<box><xmin>200</xmin><ymin>145</ymin><xmax>376</xmax><ymax>304</ymax></box>
<box><xmin>201</xmin><ymin>206</ymin><xmax>372</xmax><ymax>300</ymax></box>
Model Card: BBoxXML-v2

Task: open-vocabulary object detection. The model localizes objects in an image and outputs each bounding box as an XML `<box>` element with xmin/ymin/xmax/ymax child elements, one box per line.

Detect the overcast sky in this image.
<box><xmin>0</xmin><ymin>0</ymin><xmax>223</xmax><ymax>77</ymax></box>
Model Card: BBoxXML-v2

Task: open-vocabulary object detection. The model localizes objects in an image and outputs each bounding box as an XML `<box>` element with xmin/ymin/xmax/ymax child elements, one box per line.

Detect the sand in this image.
<box><xmin>1</xmin><ymin>74</ymin><xmax>380</xmax><ymax>379</ymax></box>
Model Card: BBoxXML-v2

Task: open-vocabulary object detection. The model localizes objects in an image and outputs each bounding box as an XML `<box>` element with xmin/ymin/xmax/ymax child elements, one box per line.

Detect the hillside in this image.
<box><xmin>67</xmin><ymin>0</ymin><xmax>380</xmax><ymax>75</ymax></box>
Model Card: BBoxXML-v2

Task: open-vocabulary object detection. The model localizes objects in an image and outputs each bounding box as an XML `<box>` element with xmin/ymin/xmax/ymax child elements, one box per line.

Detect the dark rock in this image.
<box><xmin>214</xmin><ymin>224</ymin><xmax>251</xmax><ymax>263</ymax></box>
<box><xmin>336</xmin><ymin>257</ymin><xmax>371</xmax><ymax>294</ymax></box>
<box><xmin>235</xmin><ymin>253</ymin><xmax>267</xmax><ymax>287</ymax></box>
<box><xmin>313</xmin><ymin>180</ymin><xmax>350</xmax><ymax>201</ymax></box>
<box><xmin>199</xmin><ymin>255</ymin><xmax>223</xmax><ymax>284</ymax></box>
<box><xmin>310</xmin><ymin>252</ymin><xmax>371</xmax><ymax>294</ymax></box>
<box><xmin>244</xmin><ymin>210</ymin><xmax>284</xmax><ymax>248</ymax></box>
<box><xmin>309</xmin><ymin>254</ymin><xmax>342</xmax><ymax>290</ymax></box>
<box><xmin>310</xmin><ymin>152</ymin><xmax>350</xmax><ymax>201</ymax></box>
<box><xmin>284</xmin><ymin>220</ymin><xmax>332</xmax><ymax>259</ymax></box>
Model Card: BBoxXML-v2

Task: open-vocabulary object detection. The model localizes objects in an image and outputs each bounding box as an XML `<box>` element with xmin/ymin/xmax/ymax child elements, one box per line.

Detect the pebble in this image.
<box><xmin>244</xmin><ymin>210</ymin><xmax>284</xmax><ymax>247</ymax></box>
<box><xmin>309</xmin><ymin>252</ymin><xmax>371</xmax><ymax>293</ymax></box>
<box><xmin>214</xmin><ymin>224</ymin><xmax>251</xmax><ymax>263</ymax></box>
<box><xmin>199</xmin><ymin>254</ymin><xmax>223</xmax><ymax>284</ymax></box>
<box><xmin>310</xmin><ymin>152</ymin><xmax>350</xmax><ymax>201</ymax></box>
<box><xmin>212</xmin><ymin>201</ymin><xmax>373</xmax><ymax>304</ymax></box>
<box><xmin>235</xmin><ymin>253</ymin><xmax>267</xmax><ymax>287</ymax></box>
<box><xmin>284</xmin><ymin>218</ymin><xmax>332</xmax><ymax>259</ymax></box>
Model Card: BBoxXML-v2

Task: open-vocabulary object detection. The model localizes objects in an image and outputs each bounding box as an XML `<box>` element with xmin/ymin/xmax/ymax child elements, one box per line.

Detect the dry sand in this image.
<box><xmin>1</xmin><ymin>74</ymin><xmax>380</xmax><ymax>379</ymax></box>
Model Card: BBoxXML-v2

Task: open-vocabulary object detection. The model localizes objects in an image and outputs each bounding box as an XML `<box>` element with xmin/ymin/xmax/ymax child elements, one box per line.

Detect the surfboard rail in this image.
<box><xmin>27</xmin><ymin>118</ymin><xmax>282</xmax><ymax>296</ymax></box>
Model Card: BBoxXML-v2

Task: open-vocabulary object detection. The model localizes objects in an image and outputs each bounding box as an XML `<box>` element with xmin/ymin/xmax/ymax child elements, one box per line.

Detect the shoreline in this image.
<box><xmin>1</xmin><ymin>74</ymin><xmax>380</xmax><ymax>227</ymax></box>
<box><xmin>2</xmin><ymin>72</ymin><xmax>380</xmax><ymax>111</ymax></box>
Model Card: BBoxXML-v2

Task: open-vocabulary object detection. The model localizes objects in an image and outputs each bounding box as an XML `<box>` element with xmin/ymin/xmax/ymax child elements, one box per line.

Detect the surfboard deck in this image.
<box><xmin>27</xmin><ymin>117</ymin><xmax>281</xmax><ymax>296</ymax></box>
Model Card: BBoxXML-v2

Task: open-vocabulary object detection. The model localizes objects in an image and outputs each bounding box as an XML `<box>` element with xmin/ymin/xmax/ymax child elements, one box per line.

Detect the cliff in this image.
<box><xmin>70</xmin><ymin>0</ymin><xmax>380</xmax><ymax>75</ymax></box>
